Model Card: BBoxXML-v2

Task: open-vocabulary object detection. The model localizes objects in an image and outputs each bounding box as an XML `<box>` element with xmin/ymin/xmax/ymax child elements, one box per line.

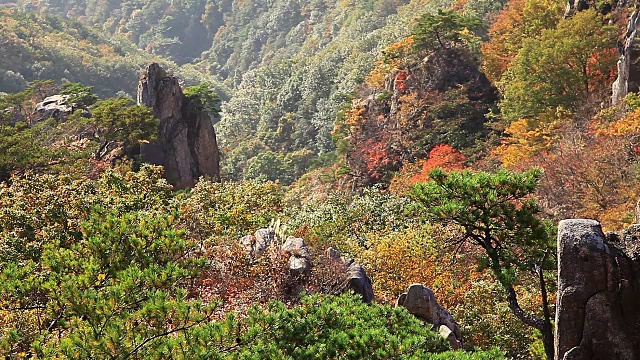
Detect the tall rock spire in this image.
<box><xmin>138</xmin><ymin>63</ymin><xmax>220</xmax><ymax>188</ymax></box>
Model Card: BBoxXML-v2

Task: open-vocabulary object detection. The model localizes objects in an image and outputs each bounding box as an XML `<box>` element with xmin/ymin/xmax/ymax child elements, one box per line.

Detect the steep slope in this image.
<box><xmin>5</xmin><ymin>0</ymin><xmax>509</xmax><ymax>182</ymax></box>
<box><xmin>0</xmin><ymin>9</ymin><xmax>229</xmax><ymax>98</ymax></box>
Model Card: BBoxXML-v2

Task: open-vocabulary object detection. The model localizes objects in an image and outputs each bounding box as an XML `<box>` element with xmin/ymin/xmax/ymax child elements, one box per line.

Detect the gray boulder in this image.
<box><xmin>282</xmin><ymin>236</ymin><xmax>311</xmax><ymax>274</ymax></box>
<box><xmin>34</xmin><ymin>94</ymin><xmax>89</xmax><ymax>122</ymax></box>
<box><xmin>239</xmin><ymin>228</ymin><xmax>276</xmax><ymax>260</ymax></box>
<box><xmin>325</xmin><ymin>247</ymin><xmax>374</xmax><ymax>303</ymax></box>
<box><xmin>137</xmin><ymin>63</ymin><xmax>220</xmax><ymax>189</ymax></box>
<box><xmin>555</xmin><ymin>219</ymin><xmax>640</xmax><ymax>360</ymax></box>
<box><xmin>396</xmin><ymin>284</ymin><xmax>463</xmax><ymax>350</ymax></box>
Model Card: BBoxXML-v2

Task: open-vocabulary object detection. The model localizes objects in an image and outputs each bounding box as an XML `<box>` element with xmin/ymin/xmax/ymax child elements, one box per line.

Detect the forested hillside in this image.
<box><xmin>0</xmin><ymin>9</ymin><xmax>229</xmax><ymax>97</ymax></box>
<box><xmin>6</xmin><ymin>0</ymin><xmax>508</xmax><ymax>179</ymax></box>
<box><xmin>2</xmin><ymin>0</ymin><xmax>640</xmax><ymax>358</ymax></box>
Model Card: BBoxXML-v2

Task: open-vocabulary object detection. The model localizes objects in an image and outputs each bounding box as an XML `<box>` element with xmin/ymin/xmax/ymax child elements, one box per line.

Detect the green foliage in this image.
<box><xmin>78</xmin><ymin>97</ymin><xmax>158</xmax><ymax>160</ymax></box>
<box><xmin>0</xmin><ymin>121</ymin><xmax>63</xmax><ymax>181</ymax></box>
<box><xmin>0</xmin><ymin>10</ymin><xmax>228</xmax><ymax>98</ymax></box>
<box><xmin>60</xmin><ymin>82</ymin><xmax>98</xmax><ymax>107</ymax></box>
<box><xmin>179</xmin><ymin>178</ymin><xmax>285</xmax><ymax>243</ymax></box>
<box><xmin>411</xmin><ymin>168</ymin><xmax>553</xmax><ymax>281</ymax></box>
<box><xmin>413</xmin><ymin>9</ymin><xmax>482</xmax><ymax>51</ymax></box>
<box><xmin>0</xmin><ymin>166</ymin><xmax>212</xmax><ymax>357</ymax></box>
<box><xmin>232</xmin><ymin>293</ymin><xmax>501</xmax><ymax>359</ymax></box>
<box><xmin>411</xmin><ymin>168</ymin><xmax>556</xmax><ymax>358</ymax></box>
<box><xmin>498</xmin><ymin>9</ymin><xmax>617</xmax><ymax>121</ymax></box>
<box><xmin>623</xmin><ymin>92</ymin><xmax>640</xmax><ymax>111</ymax></box>
<box><xmin>184</xmin><ymin>83</ymin><xmax>222</xmax><ymax>120</ymax></box>
<box><xmin>287</xmin><ymin>187</ymin><xmax>415</xmax><ymax>251</ymax></box>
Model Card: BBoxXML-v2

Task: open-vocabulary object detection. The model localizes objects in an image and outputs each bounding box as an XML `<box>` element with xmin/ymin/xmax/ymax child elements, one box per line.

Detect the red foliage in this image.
<box><xmin>362</xmin><ymin>137</ymin><xmax>394</xmax><ymax>180</ymax></box>
<box><xmin>395</xmin><ymin>71</ymin><xmax>408</xmax><ymax>92</ymax></box>
<box><xmin>389</xmin><ymin>144</ymin><xmax>467</xmax><ymax>194</ymax></box>
<box><xmin>409</xmin><ymin>144</ymin><xmax>466</xmax><ymax>183</ymax></box>
<box><xmin>586</xmin><ymin>47</ymin><xmax>618</xmax><ymax>95</ymax></box>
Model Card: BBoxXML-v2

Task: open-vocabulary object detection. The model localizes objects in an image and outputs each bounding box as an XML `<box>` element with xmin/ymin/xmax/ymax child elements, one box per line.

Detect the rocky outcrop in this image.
<box><xmin>325</xmin><ymin>247</ymin><xmax>374</xmax><ymax>303</ymax></box>
<box><xmin>240</xmin><ymin>228</ymin><xmax>276</xmax><ymax>260</ymax></box>
<box><xmin>237</xmin><ymin>230</ymin><xmax>374</xmax><ymax>302</ymax></box>
<box><xmin>613</xmin><ymin>9</ymin><xmax>640</xmax><ymax>105</ymax></box>
<box><xmin>282</xmin><ymin>236</ymin><xmax>311</xmax><ymax>274</ymax></box>
<box><xmin>555</xmin><ymin>219</ymin><xmax>640</xmax><ymax>360</ymax></box>
<box><xmin>137</xmin><ymin>63</ymin><xmax>220</xmax><ymax>189</ymax></box>
<box><xmin>564</xmin><ymin>0</ymin><xmax>590</xmax><ymax>17</ymax></box>
<box><xmin>564</xmin><ymin>0</ymin><xmax>625</xmax><ymax>18</ymax></box>
<box><xmin>396</xmin><ymin>284</ymin><xmax>463</xmax><ymax>350</ymax></box>
<box><xmin>34</xmin><ymin>94</ymin><xmax>90</xmax><ymax>122</ymax></box>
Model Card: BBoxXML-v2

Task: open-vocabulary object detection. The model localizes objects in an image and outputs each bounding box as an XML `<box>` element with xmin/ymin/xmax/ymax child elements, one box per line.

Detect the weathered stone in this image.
<box><xmin>324</xmin><ymin>247</ymin><xmax>374</xmax><ymax>303</ymax></box>
<box><xmin>344</xmin><ymin>260</ymin><xmax>374</xmax><ymax>303</ymax></box>
<box><xmin>396</xmin><ymin>284</ymin><xmax>463</xmax><ymax>350</ymax></box>
<box><xmin>254</xmin><ymin>228</ymin><xmax>276</xmax><ymax>256</ymax></box>
<box><xmin>564</xmin><ymin>0</ymin><xmax>624</xmax><ymax>18</ymax></box>
<box><xmin>287</xmin><ymin>256</ymin><xmax>310</xmax><ymax>274</ymax></box>
<box><xmin>282</xmin><ymin>236</ymin><xmax>310</xmax><ymax>258</ymax></box>
<box><xmin>239</xmin><ymin>228</ymin><xmax>276</xmax><ymax>260</ymax></box>
<box><xmin>613</xmin><ymin>10</ymin><xmax>640</xmax><ymax>105</ymax></box>
<box><xmin>34</xmin><ymin>94</ymin><xmax>89</xmax><ymax>122</ymax></box>
<box><xmin>282</xmin><ymin>236</ymin><xmax>311</xmax><ymax>274</ymax></box>
<box><xmin>438</xmin><ymin>325</ymin><xmax>460</xmax><ymax>350</ymax></box>
<box><xmin>137</xmin><ymin>63</ymin><xmax>220</xmax><ymax>189</ymax></box>
<box><xmin>555</xmin><ymin>219</ymin><xmax>640</xmax><ymax>360</ymax></box>
<box><xmin>564</xmin><ymin>0</ymin><xmax>590</xmax><ymax>18</ymax></box>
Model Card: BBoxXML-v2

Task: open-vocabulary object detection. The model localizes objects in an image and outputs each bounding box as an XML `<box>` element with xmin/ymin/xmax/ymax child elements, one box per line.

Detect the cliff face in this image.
<box><xmin>555</xmin><ymin>219</ymin><xmax>640</xmax><ymax>360</ymax></box>
<box><xmin>137</xmin><ymin>63</ymin><xmax>220</xmax><ymax>188</ymax></box>
<box><xmin>612</xmin><ymin>10</ymin><xmax>640</xmax><ymax>105</ymax></box>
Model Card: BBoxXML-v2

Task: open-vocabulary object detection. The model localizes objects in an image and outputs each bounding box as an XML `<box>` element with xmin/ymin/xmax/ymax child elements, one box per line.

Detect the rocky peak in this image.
<box><xmin>137</xmin><ymin>63</ymin><xmax>220</xmax><ymax>188</ymax></box>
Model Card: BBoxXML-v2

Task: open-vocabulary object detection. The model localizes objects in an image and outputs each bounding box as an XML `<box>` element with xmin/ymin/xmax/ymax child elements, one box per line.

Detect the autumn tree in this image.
<box><xmin>499</xmin><ymin>9</ymin><xmax>617</xmax><ymax>121</ymax></box>
<box><xmin>493</xmin><ymin>109</ymin><xmax>570</xmax><ymax>168</ymax></box>
<box><xmin>411</xmin><ymin>169</ymin><xmax>556</xmax><ymax>360</ymax></box>
<box><xmin>481</xmin><ymin>0</ymin><xmax>563</xmax><ymax>82</ymax></box>
<box><xmin>390</xmin><ymin>144</ymin><xmax>467</xmax><ymax>194</ymax></box>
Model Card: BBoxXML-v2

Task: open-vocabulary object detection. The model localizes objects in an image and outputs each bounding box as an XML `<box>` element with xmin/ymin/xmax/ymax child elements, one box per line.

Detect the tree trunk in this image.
<box><xmin>487</xmin><ymin>248</ymin><xmax>555</xmax><ymax>360</ymax></box>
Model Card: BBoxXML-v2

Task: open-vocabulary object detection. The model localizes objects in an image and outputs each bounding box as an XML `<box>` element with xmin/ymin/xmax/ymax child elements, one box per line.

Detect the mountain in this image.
<box><xmin>0</xmin><ymin>8</ymin><xmax>229</xmax><ymax>98</ymax></box>
<box><xmin>3</xmin><ymin>0</ymin><xmax>508</xmax><ymax>181</ymax></box>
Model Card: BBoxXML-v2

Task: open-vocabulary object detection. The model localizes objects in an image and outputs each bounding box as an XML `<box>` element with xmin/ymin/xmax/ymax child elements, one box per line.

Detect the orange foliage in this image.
<box><xmin>390</xmin><ymin>144</ymin><xmax>466</xmax><ymax>194</ymax></box>
<box><xmin>451</xmin><ymin>0</ymin><xmax>468</xmax><ymax>11</ymax></box>
<box><xmin>365</xmin><ymin>36</ymin><xmax>415</xmax><ymax>88</ymax></box>
<box><xmin>592</xmin><ymin>107</ymin><xmax>640</xmax><ymax>137</ymax></box>
<box><xmin>343</xmin><ymin>105</ymin><xmax>366</xmax><ymax>127</ymax></box>
<box><xmin>481</xmin><ymin>0</ymin><xmax>562</xmax><ymax>82</ymax></box>
<box><xmin>537</xmin><ymin>135</ymin><xmax>639</xmax><ymax>230</ymax></box>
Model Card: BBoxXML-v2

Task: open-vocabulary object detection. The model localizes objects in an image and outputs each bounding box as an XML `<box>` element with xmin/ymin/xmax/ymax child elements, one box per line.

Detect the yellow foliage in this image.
<box><xmin>593</xmin><ymin>107</ymin><xmax>640</xmax><ymax>137</ymax></box>
<box><xmin>343</xmin><ymin>105</ymin><xmax>366</xmax><ymax>127</ymax></box>
<box><xmin>358</xmin><ymin>224</ymin><xmax>482</xmax><ymax>308</ymax></box>
<box><xmin>494</xmin><ymin>109</ymin><xmax>568</xmax><ymax>168</ymax></box>
<box><xmin>365</xmin><ymin>36</ymin><xmax>415</xmax><ymax>89</ymax></box>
